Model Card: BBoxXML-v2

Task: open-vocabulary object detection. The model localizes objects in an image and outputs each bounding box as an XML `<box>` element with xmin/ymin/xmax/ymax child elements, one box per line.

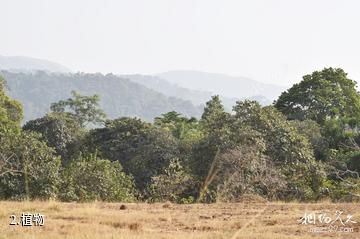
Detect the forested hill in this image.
<box><xmin>1</xmin><ymin>71</ymin><xmax>202</xmax><ymax>122</ymax></box>
<box><xmin>158</xmin><ymin>70</ymin><xmax>286</xmax><ymax>101</ymax></box>
<box><xmin>125</xmin><ymin>74</ymin><xmax>238</xmax><ymax>111</ymax></box>
<box><xmin>126</xmin><ymin>74</ymin><xmax>273</xmax><ymax>110</ymax></box>
<box><xmin>0</xmin><ymin>55</ymin><xmax>71</xmax><ymax>73</ymax></box>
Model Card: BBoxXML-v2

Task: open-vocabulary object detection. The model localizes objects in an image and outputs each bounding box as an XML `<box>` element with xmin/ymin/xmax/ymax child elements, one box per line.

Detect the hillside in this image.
<box><xmin>0</xmin><ymin>56</ymin><xmax>283</xmax><ymax>118</ymax></box>
<box><xmin>124</xmin><ymin>74</ymin><xmax>240</xmax><ymax>110</ymax></box>
<box><xmin>0</xmin><ymin>55</ymin><xmax>71</xmax><ymax>73</ymax></box>
<box><xmin>124</xmin><ymin>74</ymin><xmax>271</xmax><ymax>111</ymax></box>
<box><xmin>1</xmin><ymin>71</ymin><xmax>202</xmax><ymax>122</ymax></box>
<box><xmin>158</xmin><ymin>70</ymin><xmax>286</xmax><ymax>101</ymax></box>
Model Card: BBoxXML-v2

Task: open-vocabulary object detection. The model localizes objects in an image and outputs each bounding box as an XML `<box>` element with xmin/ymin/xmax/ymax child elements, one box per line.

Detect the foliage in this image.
<box><xmin>273</xmin><ymin>68</ymin><xmax>360</xmax><ymax>201</ymax></box>
<box><xmin>233</xmin><ymin>101</ymin><xmax>315</xmax><ymax>165</ymax></box>
<box><xmin>232</xmin><ymin>101</ymin><xmax>326</xmax><ymax>200</ymax></box>
<box><xmin>214</xmin><ymin>147</ymin><xmax>287</xmax><ymax>202</ymax></box>
<box><xmin>347</xmin><ymin>151</ymin><xmax>360</xmax><ymax>173</ymax></box>
<box><xmin>322</xmin><ymin>117</ymin><xmax>359</xmax><ymax>151</ymax></box>
<box><xmin>290</xmin><ymin>120</ymin><xmax>328</xmax><ymax>161</ymax></box>
<box><xmin>0</xmin><ymin>130</ymin><xmax>61</xmax><ymax>200</ymax></box>
<box><xmin>323</xmin><ymin>178</ymin><xmax>360</xmax><ymax>202</ymax></box>
<box><xmin>201</xmin><ymin>95</ymin><xmax>232</xmax><ymax>150</ymax></box>
<box><xmin>274</xmin><ymin>68</ymin><xmax>360</xmax><ymax>124</ymax></box>
<box><xmin>59</xmin><ymin>153</ymin><xmax>136</xmax><ymax>202</ymax></box>
<box><xmin>154</xmin><ymin>111</ymin><xmax>203</xmax><ymax>143</ymax></box>
<box><xmin>190</xmin><ymin>96</ymin><xmax>231</xmax><ymax>181</ymax></box>
<box><xmin>0</xmin><ymin>76</ymin><xmax>23</xmax><ymax>134</ymax></box>
<box><xmin>154</xmin><ymin>111</ymin><xmax>204</xmax><ymax>175</ymax></box>
<box><xmin>50</xmin><ymin>90</ymin><xmax>106</xmax><ymax>127</ymax></box>
<box><xmin>1</xmin><ymin>71</ymin><xmax>202</xmax><ymax>122</ymax></box>
<box><xmin>148</xmin><ymin>158</ymin><xmax>197</xmax><ymax>202</ymax></box>
<box><xmin>23</xmin><ymin>113</ymin><xmax>83</xmax><ymax>163</ymax></box>
<box><xmin>0</xmin><ymin>81</ymin><xmax>73</xmax><ymax>200</ymax></box>
<box><xmin>1</xmin><ymin>67</ymin><xmax>359</xmax><ymax>202</ymax></box>
<box><xmin>86</xmin><ymin>117</ymin><xmax>180</xmax><ymax>192</ymax></box>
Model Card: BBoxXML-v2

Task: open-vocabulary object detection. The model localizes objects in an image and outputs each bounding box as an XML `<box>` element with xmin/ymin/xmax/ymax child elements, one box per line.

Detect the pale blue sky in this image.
<box><xmin>1</xmin><ymin>0</ymin><xmax>359</xmax><ymax>85</ymax></box>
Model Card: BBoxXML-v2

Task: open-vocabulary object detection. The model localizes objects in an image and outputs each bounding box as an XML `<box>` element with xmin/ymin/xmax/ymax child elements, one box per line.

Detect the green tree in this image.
<box><xmin>233</xmin><ymin>101</ymin><xmax>313</xmax><ymax>164</ymax></box>
<box><xmin>154</xmin><ymin>111</ymin><xmax>201</xmax><ymax>142</ymax></box>
<box><xmin>86</xmin><ymin>117</ymin><xmax>180</xmax><ymax>192</ymax></box>
<box><xmin>154</xmin><ymin>111</ymin><xmax>203</xmax><ymax>170</ymax></box>
<box><xmin>0</xmin><ymin>76</ymin><xmax>23</xmax><ymax>133</ymax></box>
<box><xmin>50</xmin><ymin>91</ymin><xmax>106</xmax><ymax>127</ymax></box>
<box><xmin>290</xmin><ymin>120</ymin><xmax>328</xmax><ymax>161</ymax></box>
<box><xmin>191</xmin><ymin>96</ymin><xmax>231</xmax><ymax>182</ymax></box>
<box><xmin>148</xmin><ymin>158</ymin><xmax>196</xmax><ymax>202</ymax></box>
<box><xmin>201</xmin><ymin>95</ymin><xmax>230</xmax><ymax>135</ymax></box>
<box><xmin>23</xmin><ymin>113</ymin><xmax>83</xmax><ymax>163</ymax></box>
<box><xmin>232</xmin><ymin>100</ymin><xmax>326</xmax><ymax>200</ymax></box>
<box><xmin>59</xmin><ymin>153</ymin><xmax>136</xmax><ymax>202</ymax></box>
<box><xmin>0</xmin><ymin>131</ymin><xmax>61</xmax><ymax>200</ymax></box>
<box><xmin>274</xmin><ymin>68</ymin><xmax>360</xmax><ymax>125</ymax></box>
<box><xmin>214</xmin><ymin>146</ymin><xmax>287</xmax><ymax>202</ymax></box>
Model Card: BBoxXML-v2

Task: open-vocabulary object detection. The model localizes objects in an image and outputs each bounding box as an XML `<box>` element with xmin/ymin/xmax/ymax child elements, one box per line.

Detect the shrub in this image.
<box><xmin>59</xmin><ymin>153</ymin><xmax>136</xmax><ymax>202</ymax></box>
<box><xmin>0</xmin><ymin>131</ymin><xmax>61</xmax><ymax>200</ymax></box>
<box><xmin>148</xmin><ymin>158</ymin><xmax>196</xmax><ymax>202</ymax></box>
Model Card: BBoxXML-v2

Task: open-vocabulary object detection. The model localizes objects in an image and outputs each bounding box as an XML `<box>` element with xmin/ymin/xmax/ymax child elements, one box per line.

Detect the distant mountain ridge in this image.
<box><xmin>125</xmin><ymin>71</ymin><xmax>284</xmax><ymax>109</ymax></box>
<box><xmin>124</xmin><ymin>74</ymin><xmax>241</xmax><ymax>110</ymax></box>
<box><xmin>157</xmin><ymin>70</ymin><xmax>286</xmax><ymax>102</ymax></box>
<box><xmin>0</xmin><ymin>55</ymin><xmax>71</xmax><ymax>73</ymax></box>
<box><xmin>1</xmin><ymin>71</ymin><xmax>202</xmax><ymax>122</ymax></box>
<box><xmin>0</xmin><ymin>55</ymin><xmax>285</xmax><ymax>103</ymax></box>
<box><xmin>0</xmin><ymin>56</ymin><xmax>286</xmax><ymax>121</ymax></box>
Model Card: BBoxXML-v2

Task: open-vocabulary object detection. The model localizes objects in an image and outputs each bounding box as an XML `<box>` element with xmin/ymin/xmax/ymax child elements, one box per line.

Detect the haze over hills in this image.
<box><xmin>158</xmin><ymin>70</ymin><xmax>286</xmax><ymax>102</ymax></box>
<box><xmin>0</xmin><ymin>55</ymin><xmax>71</xmax><ymax>73</ymax></box>
<box><xmin>124</xmin><ymin>74</ymin><xmax>275</xmax><ymax>110</ymax></box>
<box><xmin>0</xmin><ymin>55</ymin><xmax>287</xmax><ymax>121</ymax></box>
<box><xmin>124</xmin><ymin>74</ymin><xmax>237</xmax><ymax>110</ymax></box>
<box><xmin>0</xmin><ymin>55</ymin><xmax>285</xmax><ymax>102</ymax></box>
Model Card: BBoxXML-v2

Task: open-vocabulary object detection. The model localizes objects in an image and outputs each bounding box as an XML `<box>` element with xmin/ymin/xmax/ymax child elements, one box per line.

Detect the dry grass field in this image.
<box><xmin>0</xmin><ymin>200</ymin><xmax>359</xmax><ymax>239</ymax></box>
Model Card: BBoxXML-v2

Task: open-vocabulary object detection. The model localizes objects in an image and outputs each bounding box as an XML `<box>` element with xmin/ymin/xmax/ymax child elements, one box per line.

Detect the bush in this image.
<box><xmin>148</xmin><ymin>158</ymin><xmax>197</xmax><ymax>202</ymax></box>
<box><xmin>0</xmin><ymin>131</ymin><xmax>61</xmax><ymax>200</ymax></box>
<box><xmin>59</xmin><ymin>153</ymin><xmax>136</xmax><ymax>202</ymax></box>
<box><xmin>323</xmin><ymin>178</ymin><xmax>360</xmax><ymax>202</ymax></box>
<box><xmin>212</xmin><ymin>147</ymin><xmax>287</xmax><ymax>202</ymax></box>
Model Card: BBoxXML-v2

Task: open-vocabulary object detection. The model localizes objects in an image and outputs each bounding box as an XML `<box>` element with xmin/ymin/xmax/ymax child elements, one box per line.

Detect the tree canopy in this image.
<box><xmin>0</xmin><ymin>76</ymin><xmax>23</xmax><ymax>133</ymax></box>
<box><xmin>50</xmin><ymin>90</ymin><xmax>106</xmax><ymax>127</ymax></box>
<box><xmin>275</xmin><ymin>68</ymin><xmax>360</xmax><ymax>124</ymax></box>
<box><xmin>1</xmin><ymin>69</ymin><xmax>360</xmax><ymax>202</ymax></box>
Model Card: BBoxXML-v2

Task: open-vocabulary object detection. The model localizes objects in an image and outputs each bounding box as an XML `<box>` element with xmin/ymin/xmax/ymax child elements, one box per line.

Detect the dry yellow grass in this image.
<box><xmin>0</xmin><ymin>201</ymin><xmax>359</xmax><ymax>239</ymax></box>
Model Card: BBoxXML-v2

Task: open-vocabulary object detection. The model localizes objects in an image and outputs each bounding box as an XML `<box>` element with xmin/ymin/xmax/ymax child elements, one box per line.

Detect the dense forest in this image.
<box><xmin>0</xmin><ymin>67</ymin><xmax>359</xmax><ymax>202</ymax></box>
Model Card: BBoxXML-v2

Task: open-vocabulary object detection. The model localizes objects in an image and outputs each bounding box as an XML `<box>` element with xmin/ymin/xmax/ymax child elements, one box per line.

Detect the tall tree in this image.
<box><xmin>0</xmin><ymin>76</ymin><xmax>23</xmax><ymax>133</ymax></box>
<box><xmin>23</xmin><ymin>113</ymin><xmax>83</xmax><ymax>163</ymax></box>
<box><xmin>0</xmin><ymin>131</ymin><xmax>61</xmax><ymax>200</ymax></box>
<box><xmin>191</xmin><ymin>96</ymin><xmax>231</xmax><ymax>195</ymax></box>
<box><xmin>50</xmin><ymin>91</ymin><xmax>106</xmax><ymax>127</ymax></box>
<box><xmin>232</xmin><ymin>100</ymin><xmax>326</xmax><ymax>200</ymax></box>
<box><xmin>86</xmin><ymin>117</ymin><xmax>180</xmax><ymax>192</ymax></box>
<box><xmin>274</xmin><ymin>68</ymin><xmax>360</xmax><ymax>124</ymax></box>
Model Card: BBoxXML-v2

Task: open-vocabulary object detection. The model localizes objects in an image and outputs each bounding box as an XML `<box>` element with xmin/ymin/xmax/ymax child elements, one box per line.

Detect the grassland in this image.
<box><xmin>0</xmin><ymin>201</ymin><xmax>359</xmax><ymax>239</ymax></box>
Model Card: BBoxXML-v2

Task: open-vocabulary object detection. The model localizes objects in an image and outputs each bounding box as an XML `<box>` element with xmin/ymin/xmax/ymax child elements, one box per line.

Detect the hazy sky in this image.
<box><xmin>1</xmin><ymin>0</ymin><xmax>359</xmax><ymax>85</ymax></box>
